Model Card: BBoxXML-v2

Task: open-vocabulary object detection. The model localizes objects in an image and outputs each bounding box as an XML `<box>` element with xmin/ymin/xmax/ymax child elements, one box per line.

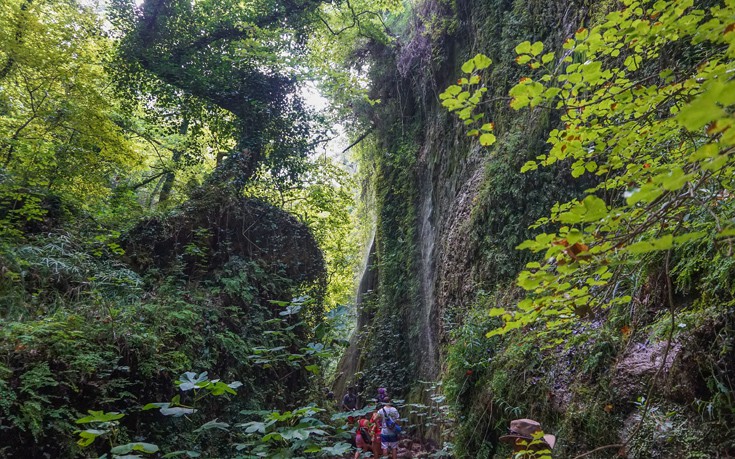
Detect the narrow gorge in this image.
<box><xmin>1</xmin><ymin>0</ymin><xmax>734</xmax><ymax>458</ymax></box>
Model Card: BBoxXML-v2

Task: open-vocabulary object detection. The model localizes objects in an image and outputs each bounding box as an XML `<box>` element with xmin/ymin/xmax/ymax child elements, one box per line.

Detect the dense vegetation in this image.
<box><xmin>1</xmin><ymin>0</ymin><xmax>734</xmax><ymax>458</ymax></box>
<box><xmin>0</xmin><ymin>0</ymin><xmax>360</xmax><ymax>456</ymax></box>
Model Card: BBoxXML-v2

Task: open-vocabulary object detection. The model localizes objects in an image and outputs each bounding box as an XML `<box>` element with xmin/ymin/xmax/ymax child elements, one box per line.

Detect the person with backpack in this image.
<box><xmin>353</xmin><ymin>413</ymin><xmax>373</xmax><ymax>459</ymax></box>
<box><xmin>370</xmin><ymin>409</ymin><xmax>382</xmax><ymax>458</ymax></box>
<box><xmin>377</xmin><ymin>398</ymin><xmax>401</xmax><ymax>459</ymax></box>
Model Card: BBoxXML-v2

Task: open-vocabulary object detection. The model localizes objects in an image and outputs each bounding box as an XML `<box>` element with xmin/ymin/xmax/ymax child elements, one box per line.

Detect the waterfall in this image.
<box><xmin>331</xmin><ymin>232</ymin><xmax>378</xmax><ymax>397</ymax></box>
<box><xmin>418</xmin><ymin>167</ymin><xmax>439</xmax><ymax>380</ymax></box>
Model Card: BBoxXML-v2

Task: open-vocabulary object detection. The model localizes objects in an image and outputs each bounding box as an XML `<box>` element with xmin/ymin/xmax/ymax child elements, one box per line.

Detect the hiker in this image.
<box><xmin>498</xmin><ymin>418</ymin><xmax>556</xmax><ymax>458</ymax></box>
<box><xmin>377</xmin><ymin>398</ymin><xmax>400</xmax><ymax>459</ymax></box>
<box><xmin>377</xmin><ymin>387</ymin><xmax>388</xmax><ymax>404</ymax></box>
<box><xmin>342</xmin><ymin>386</ymin><xmax>358</xmax><ymax>411</ymax></box>
<box><xmin>370</xmin><ymin>409</ymin><xmax>382</xmax><ymax>458</ymax></box>
<box><xmin>354</xmin><ymin>414</ymin><xmax>373</xmax><ymax>459</ymax></box>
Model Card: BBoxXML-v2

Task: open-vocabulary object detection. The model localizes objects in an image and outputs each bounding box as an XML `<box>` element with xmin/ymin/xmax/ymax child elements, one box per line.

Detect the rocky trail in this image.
<box><xmin>334</xmin><ymin>438</ymin><xmax>437</xmax><ymax>459</ymax></box>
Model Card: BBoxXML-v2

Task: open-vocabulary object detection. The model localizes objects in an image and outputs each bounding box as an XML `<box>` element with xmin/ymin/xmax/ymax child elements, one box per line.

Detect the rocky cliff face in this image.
<box><xmin>339</xmin><ymin>0</ymin><xmax>585</xmax><ymax>401</ymax></box>
<box><xmin>339</xmin><ymin>0</ymin><xmax>735</xmax><ymax>457</ymax></box>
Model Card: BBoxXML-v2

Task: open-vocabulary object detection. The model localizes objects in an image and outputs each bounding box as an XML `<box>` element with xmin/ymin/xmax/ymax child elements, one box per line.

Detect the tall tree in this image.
<box><xmin>111</xmin><ymin>0</ymin><xmax>324</xmax><ymax>192</ymax></box>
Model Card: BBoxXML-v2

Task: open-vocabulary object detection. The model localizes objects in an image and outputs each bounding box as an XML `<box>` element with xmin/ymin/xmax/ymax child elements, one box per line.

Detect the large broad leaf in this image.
<box><xmin>321</xmin><ymin>442</ymin><xmax>352</xmax><ymax>455</ymax></box>
<box><xmin>76</xmin><ymin>429</ymin><xmax>108</xmax><ymax>447</ymax></box>
<box><xmin>110</xmin><ymin>442</ymin><xmax>159</xmax><ymax>454</ymax></box>
<box><xmin>194</xmin><ymin>419</ymin><xmax>230</xmax><ymax>433</ymax></box>
<box><xmin>160</xmin><ymin>406</ymin><xmax>197</xmax><ymax>417</ymax></box>
<box><xmin>162</xmin><ymin>451</ymin><xmax>201</xmax><ymax>458</ymax></box>
<box><xmin>142</xmin><ymin>402</ymin><xmax>196</xmax><ymax>417</ymax></box>
<box><xmin>76</xmin><ymin>410</ymin><xmax>125</xmax><ymax>424</ymax></box>
<box><xmin>178</xmin><ymin>372</ymin><xmax>209</xmax><ymax>391</ymax></box>
<box><xmin>240</xmin><ymin>421</ymin><xmax>267</xmax><ymax>434</ymax></box>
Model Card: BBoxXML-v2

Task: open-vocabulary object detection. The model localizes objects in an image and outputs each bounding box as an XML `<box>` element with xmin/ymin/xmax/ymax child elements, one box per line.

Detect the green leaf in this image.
<box><xmin>76</xmin><ymin>429</ymin><xmax>107</xmax><ymax>447</ymax></box>
<box><xmin>160</xmin><ymin>406</ymin><xmax>197</xmax><ymax>417</ymax></box>
<box><xmin>178</xmin><ymin>371</ymin><xmax>208</xmax><ymax>391</ymax></box>
<box><xmin>461</xmin><ymin>60</ymin><xmax>475</xmax><ymax>74</ymax></box>
<box><xmin>521</xmin><ymin>160</ymin><xmax>538</xmax><ymax>172</ymax></box>
<box><xmin>321</xmin><ymin>443</ymin><xmax>352</xmax><ymax>455</ymax></box>
<box><xmin>558</xmin><ymin>196</ymin><xmax>608</xmax><ymax>224</ymax></box>
<box><xmin>673</xmin><ymin>231</ymin><xmax>708</xmax><ymax>244</ymax></box>
<box><xmin>473</xmin><ymin>54</ymin><xmax>492</xmax><ymax>69</ymax></box>
<box><xmin>626</xmin><ymin>235</ymin><xmax>674</xmax><ymax>254</ymax></box>
<box><xmin>162</xmin><ymin>451</ymin><xmax>201</xmax><ymax>458</ymax></box>
<box><xmin>142</xmin><ymin>403</ymin><xmax>168</xmax><ymax>411</ymax></box>
<box><xmin>515</xmin><ymin>41</ymin><xmax>532</xmax><ymax>54</ymax></box>
<box><xmin>194</xmin><ymin>419</ymin><xmax>230</xmax><ymax>433</ymax></box>
<box><xmin>242</xmin><ymin>421</ymin><xmax>267</xmax><ymax>434</ymax></box>
<box><xmin>479</xmin><ymin>133</ymin><xmax>496</xmax><ymax>147</ymax></box>
<box><xmin>626</xmin><ymin>185</ymin><xmax>664</xmax><ymax>206</ymax></box>
<box><xmin>110</xmin><ymin>443</ymin><xmax>160</xmax><ymax>455</ymax></box>
<box><xmin>530</xmin><ymin>41</ymin><xmax>544</xmax><ymax>56</ymax></box>
<box><xmin>717</xmin><ymin>228</ymin><xmax>735</xmax><ymax>237</ymax></box>
<box><xmin>677</xmin><ymin>92</ymin><xmax>727</xmax><ymax>131</ymax></box>
<box><xmin>654</xmin><ymin>167</ymin><xmax>692</xmax><ymax>191</ymax></box>
<box><xmin>305</xmin><ymin>364</ymin><xmax>320</xmax><ymax>374</ymax></box>
<box><xmin>440</xmin><ymin>85</ymin><xmax>462</xmax><ymax>100</ymax></box>
<box><xmin>572</xmin><ymin>165</ymin><xmax>586</xmax><ymax>177</ymax></box>
<box><xmin>76</xmin><ymin>411</ymin><xmax>125</xmax><ymax>424</ymax></box>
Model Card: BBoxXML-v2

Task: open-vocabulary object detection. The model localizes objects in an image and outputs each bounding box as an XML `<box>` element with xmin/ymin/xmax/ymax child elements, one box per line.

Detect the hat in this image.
<box><xmin>498</xmin><ymin>419</ymin><xmax>556</xmax><ymax>449</ymax></box>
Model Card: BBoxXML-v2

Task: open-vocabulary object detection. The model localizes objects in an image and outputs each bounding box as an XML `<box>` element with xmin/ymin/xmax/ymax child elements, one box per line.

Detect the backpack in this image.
<box><xmin>358</xmin><ymin>424</ymin><xmax>372</xmax><ymax>445</ymax></box>
<box><xmin>381</xmin><ymin>408</ymin><xmax>402</xmax><ymax>436</ymax></box>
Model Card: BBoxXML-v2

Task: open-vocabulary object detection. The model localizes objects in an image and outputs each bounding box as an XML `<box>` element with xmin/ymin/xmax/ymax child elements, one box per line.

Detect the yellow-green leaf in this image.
<box><xmin>479</xmin><ymin>133</ymin><xmax>496</xmax><ymax>147</ymax></box>
<box><xmin>515</xmin><ymin>41</ymin><xmax>532</xmax><ymax>55</ymax></box>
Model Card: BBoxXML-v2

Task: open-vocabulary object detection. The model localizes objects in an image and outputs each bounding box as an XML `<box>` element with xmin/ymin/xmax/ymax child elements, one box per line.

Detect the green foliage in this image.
<box><xmin>74</xmin><ymin>371</ymin><xmax>243</xmax><ymax>458</ymax></box>
<box><xmin>0</xmin><ymin>0</ymin><xmax>363</xmax><ymax>457</ymax></box>
<box><xmin>444</xmin><ymin>0</ymin><xmax>735</xmax><ymax>337</ymax></box>
<box><xmin>0</xmin><ymin>228</ymin><xmax>329</xmax><ymax>456</ymax></box>
<box><xmin>358</xmin><ymin>130</ymin><xmax>421</xmax><ymax>394</ymax></box>
<box><xmin>236</xmin><ymin>405</ymin><xmax>345</xmax><ymax>457</ymax></box>
<box><xmin>0</xmin><ymin>0</ymin><xmax>143</xmax><ymax>235</ymax></box>
<box><xmin>307</xmin><ymin>0</ymin><xmax>403</xmax><ymax>114</ymax></box>
<box><xmin>112</xmin><ymin>0</ymin><xmax>323</xmax><ymax>189</ymax></box>
<box><xmin>244</xmin><ymin>158</ymin><xmax>360</xmax><ymax>311</ymax></box>
<box><xmin>0</xmin><ymin>232</ymin><xmax>142</xmax><ymax>318</ymax></box>
<box><xmin>439</xmin><ymin>54</ymin><xmax>495</xmax><ymax>146</ymax></box>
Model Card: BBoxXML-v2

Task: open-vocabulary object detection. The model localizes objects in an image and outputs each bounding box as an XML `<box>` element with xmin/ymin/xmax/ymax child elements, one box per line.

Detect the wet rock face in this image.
<box><xmin>435</xmin><ymin>167</ymin><xmax>484</xmax><ymax>343</ymax></box>
<box><xmin>612</xmin><ymin>341</ymin><xmax>681</xmax><ymax>400</ymax></box>
<box><xmin>123</xmin><ymin>194</ymin><xmax>325</xmax><ymax>286</ymax></box>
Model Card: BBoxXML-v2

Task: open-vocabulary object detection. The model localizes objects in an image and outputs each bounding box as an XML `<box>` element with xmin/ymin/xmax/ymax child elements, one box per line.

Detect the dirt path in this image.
<box><xmin>342</xmin><ymin>438</ymin><xmax>437</xmax><ymax>458</ymax></box>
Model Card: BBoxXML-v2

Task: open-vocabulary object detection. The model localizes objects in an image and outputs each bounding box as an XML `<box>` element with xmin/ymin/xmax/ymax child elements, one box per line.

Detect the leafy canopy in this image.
<box><xmin>0</xmin><ymin>0</ymin><xmax>142</xmax><ymax>235</ymax></box>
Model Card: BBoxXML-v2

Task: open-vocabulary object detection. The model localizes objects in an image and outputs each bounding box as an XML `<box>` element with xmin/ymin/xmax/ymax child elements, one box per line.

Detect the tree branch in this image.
<box><xmin>341</xmin><ymin>127</ymin><xmax>374</xmax><ymax>154</ymax></box>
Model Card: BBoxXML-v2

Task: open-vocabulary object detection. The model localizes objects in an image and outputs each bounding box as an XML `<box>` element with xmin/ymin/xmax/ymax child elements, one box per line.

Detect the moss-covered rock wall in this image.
<box><xmin>344</xmin><ymin>0</ymin><xmax>735</xmax><ymax>457</ymax></box>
